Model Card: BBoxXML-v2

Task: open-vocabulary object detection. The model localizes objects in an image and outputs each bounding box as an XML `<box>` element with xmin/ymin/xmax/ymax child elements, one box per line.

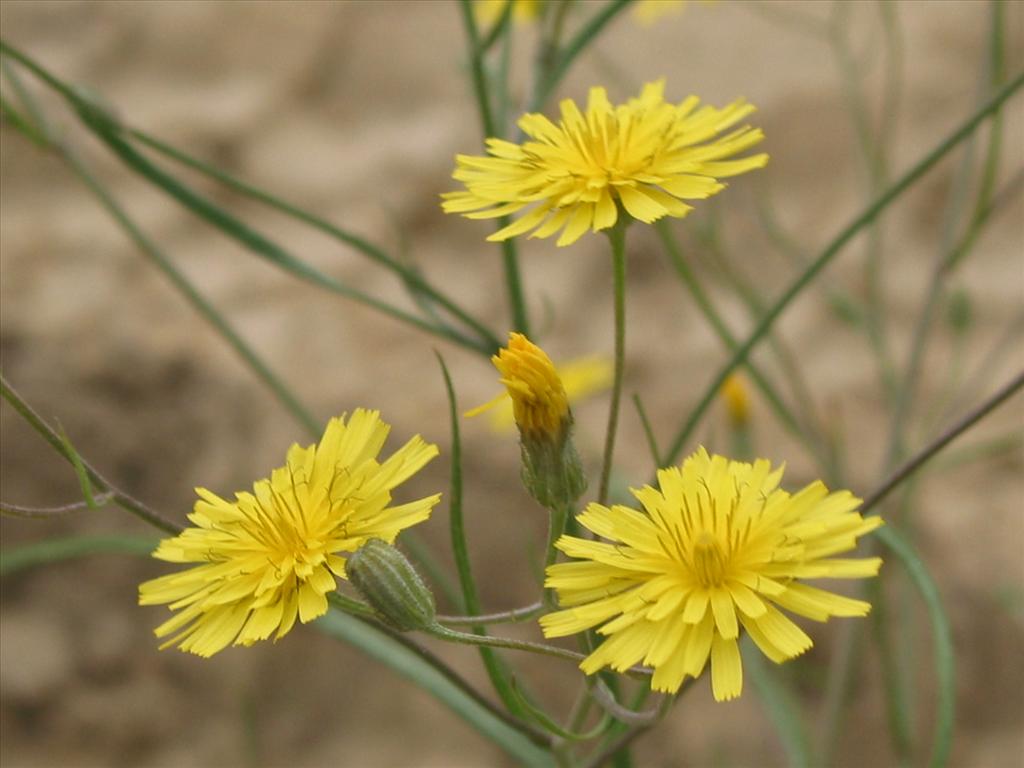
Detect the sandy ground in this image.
<box><xmin>1</xmin><ymin>1</ymin><xmax>1022</xmax><ymax>766</ymax></box>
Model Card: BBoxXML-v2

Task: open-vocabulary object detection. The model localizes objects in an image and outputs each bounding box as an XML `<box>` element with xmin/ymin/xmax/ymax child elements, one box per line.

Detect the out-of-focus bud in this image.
<box><xmin>346</xmin><ymin>539</ymin><xmax>436</xmax><ymax>632</ymax></box>
<box><xmin>719</xmin><ymin>373</ymin><xmax>750</xmax><ymax>429</ymax></box>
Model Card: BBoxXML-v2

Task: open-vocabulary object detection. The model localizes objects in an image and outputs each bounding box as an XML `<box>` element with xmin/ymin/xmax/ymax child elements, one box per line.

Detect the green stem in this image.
<box><xmin>60</xmin><ymin>143</ymin><xmax>323</xmax><ymax>438</ymax></box>
<box><xmin>598</xmin><ymin>221</ymin><xmax>628</xmax><ymax>505</ymax></box>
<box><xmin>321</xmin><ymin>602</ymin><xmax>554</xmax><ymax>758</ymax></box>
<box><xmin>580</xmin><ymin>696</ymin><xmax>674</xmax><ymax>768</ymax></box>
<box><xmin>437</xmin><ymin>601</ymin><xmax>544</xmax><ymax>626</ymax></box>
<box><xmin>886</xmin><ymin>0</ymin><xmax>1007</xmax><ymax>469</ymax></box>
<box><xmin>0</xmin><ymin>375</ymin><xmax>182</xmax><ymax>535</ymax></box>
<box><xmin>655</xmin><ymin>221</ymin><xmax>813</xmax><ymax>455</ymax></box>
<box><xmin>544</xmin><ymin>504</ymin><xmax>569</xmax><ymax>606</ymax></box>
<box><xmin>437</xmin><ymin>354</ymin><xmax>528</xmax><ymax>718</ymax></box>
<box><xmin>500</xmin><ymin>238</ymin><xmax>531</xmax><ymax>334</ymax></box>
<box><xmin>0</xmin><ymin>41</ymin><xmax>491</xmax><ymax>355</ymax></box>
<box><xmin>456</xmin><ymin>0</ymin><xmax>529</xmax><ymax>335</ymax></box>
<box><xmin>430</xmin><ymin>624</ymin><xmax>652</xmax><ymax>681</ymax></box>
<box><xmin>530</xmin><ymin>0</ymin><xmax>632</xmax><ymax>112</ymax></box>
<box><xmin>661</xmin><ymin>68</ymin><xmax>1024</xmax><ymax>467</ymax></box>
<box><xmin>126</xmin><ymin>127</ymin><xmax>501</xmax><ymax>354</ymax></box>
<box><xmin>631</xmin><ymin>394</ymin><xmax>662</xmax><ymax>468</ymax></box>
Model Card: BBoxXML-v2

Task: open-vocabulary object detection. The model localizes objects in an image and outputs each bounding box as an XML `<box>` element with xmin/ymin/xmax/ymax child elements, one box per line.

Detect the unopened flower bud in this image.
<box><xmin>482</xmin><ymin>333</ymin><xmax>587</xmax><ymax>508</ymax></box>
<box><xmin>346</xmin><ymin>539</ymin><xmax>436</xmax><ymax>632</ymax></box>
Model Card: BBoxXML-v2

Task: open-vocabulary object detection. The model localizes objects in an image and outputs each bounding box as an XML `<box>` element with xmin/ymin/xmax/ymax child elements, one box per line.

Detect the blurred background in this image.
<box><xmin>1</xmin><ymin>1</ymin><xmax>1022</xmax><ymax>765</ymax></box>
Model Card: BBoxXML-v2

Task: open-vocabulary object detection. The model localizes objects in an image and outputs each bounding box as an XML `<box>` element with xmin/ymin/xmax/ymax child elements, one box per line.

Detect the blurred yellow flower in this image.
<box><xmin>139</xmin><ymin>410</ymin><xmax>440</xmax><ymax>657</ymax></box>
<box><xmin>633</xmin><ymin>0</ymin><xmax>687</xmax><ymax>25</ymax></box>
<box><xmin>443</xmin><ymin>78</ymin><xmax>767</xmax><ymax>247</ymax></box>
<box><xmin>720</xmin><ymin>372</ymin><xmax>750</xmax><ymax>427</ymax></box>
<box><xmin>474</xmin><ymin>0</ymin><xmax>542</xmax><ymax>25</ymax></box>
<box><xmin>541</xmin><ymin>448</ymin><xmax>882</xmax><ymax>701</ymax></box>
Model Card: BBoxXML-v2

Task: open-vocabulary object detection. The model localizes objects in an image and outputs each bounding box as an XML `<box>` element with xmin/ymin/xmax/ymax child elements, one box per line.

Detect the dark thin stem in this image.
<box><xmin>860</xmin><ymin>369</ymin><xmax>1024</xmax><ymax>517</ymax></box>
<box><xmin>662</xmin><ymin>69</ymin><xmax>1024</xmax><ymax>466</ymax></box>
<box><xmin>0</xmin><ymin>375</ymin><xmax>182</xmax><ymax>535</ymax></box>
<box><xmin>598</xmin><ymin>222</ymin><xmax>628</xmax><ymax>505</ymax></box>
<box><xmin>1</xmin><ymin>494</ymin><xmax>114</xmax><ymax>519</ymax></box>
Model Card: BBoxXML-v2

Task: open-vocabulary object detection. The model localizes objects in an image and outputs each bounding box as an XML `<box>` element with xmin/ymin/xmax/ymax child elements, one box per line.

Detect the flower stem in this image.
<box><xmin>437</xmin><ymin>601</ymin><xmax>544</xmax><ymax>626</ymax></box>
<box><xmin>436</xmin><ymin>354</ymin><xmax>529</xmax><ymax>718</ymax></box>
<box><xmin>429</xmin><ymin>625</ymin><xmax>651</xmax><ymax>682</ymax></box>
<box><xmin>598</xmin><ymin>221</ymin><xmax>628</xmax><ymax>505</ymax></box>
<box><xmin>0</xmin><ymin>375</ymin><xmax>182</xmax><ymax>535</ymax></box>
<box><xmin>543</xmin><ymin>504</ymin><xmax>569</xmax><ymax>606</ymax></box>
<box><xmin>661</xmin><ymin>67</ymin><xmax>1024</xmax><ymax>467</ymax></box>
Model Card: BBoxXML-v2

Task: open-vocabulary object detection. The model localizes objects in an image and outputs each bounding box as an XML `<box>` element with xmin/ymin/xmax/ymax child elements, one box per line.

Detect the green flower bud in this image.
<box><xmin>346</xmin><ymin>539</ymin><xmax>436</xmax><ymax>632</ymax></box>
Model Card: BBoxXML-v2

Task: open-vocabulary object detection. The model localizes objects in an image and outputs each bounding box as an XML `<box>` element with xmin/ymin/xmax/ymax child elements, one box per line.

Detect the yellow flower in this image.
<box><xmin>633</xmin><ymin>0</ymin><xmax>687</xmax><ymax>25</ymax></box>
<box><xmin>719</xmin><ymin>372</ymin><xmax>750</xmax><ymax>427</ymax></box>
<box><xmin>139</xmin><ymin>410</ymin><xmax>441</xmax><ymax>657</ymax></box>
<box><xmin>478</xmin><ymin>354</ymin><xmax>613</xmax><ymax>432</ymax></box>
<box><xmin>540</xmin><ymin>448</ymin><xmax>882</xmax><ymax>701</ymax></box>
<box><xmin>474</xmin><ymin>0</ymin><xmax>542</xmax><ymax>25</ymax></box>
<box><xmin>442</xmin><ymin>79</ymin><xmax>767</xmax><ymax>247</ymax></box>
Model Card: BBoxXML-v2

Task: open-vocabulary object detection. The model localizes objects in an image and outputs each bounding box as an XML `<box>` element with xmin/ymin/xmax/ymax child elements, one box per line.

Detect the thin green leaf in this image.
<box><xmin>876</xmin><ymin>525</ymin><xmax>954</xmax><ymax>768</ymax></box>
<box><xmin>631</xmin><ymin>394</ymin><xmax>661</xmax><ymax>468</ymax></box>
<box><xmin>317</xmin><ymin>610</ymin><xmax>554</xmax><ymax>766</ymax></box>
<box><xmin>0</xmin><ymin>90</ymin><xmax>46</xmax><ymax>146</ymax></box>
<box><xmin>0</xmin><ymin>535</ymin><xmax>159</xmax><ymax>576</ymax></box>
<box><xmin>126</xmin><ymin>127</ymin><xmax>500</xmax><ymax>354</ymax></box>
<box><xmin>436</xmin><ymin>352</ymin><xmax>530</xmax><ymax>719</ymax></box>
<box><xmin>743</xmin><ymin>639</ymin><xmax>813</xmax><ymax>768</ymax></box>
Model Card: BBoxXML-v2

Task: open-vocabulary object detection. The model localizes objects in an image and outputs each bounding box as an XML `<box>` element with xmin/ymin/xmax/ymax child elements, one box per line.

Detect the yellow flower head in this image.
<box><xmin>633</xmin><ymin>0</ymin><xmax>687</xmax><ymax>26</ymax></box>
<box><xmin>719</xmin><ymin>372</ymin><xmax>750</xmax><ymax>427</ymax></box>
<box><xmin>442</xmin><ymin>79</ymin><xmax>767</xmax><ymax>247</ymax></box>
<box><xmin>139</xmin><ymin>410</ymin><xmax>441</xmax><ymax>657</ymax></box>
<box><xmin>469</xmin><ymin>332</ymin><xmax>571</xmax><ymax>439</ymax></box>
<box><xmin>541</xmin><ymin>448</ymin><xmax>883</xmax><ymax>701</ymax></box>
<box><xmin>474</xmin><ymin>0</ymin><xmax>542</xmax><ymax>25</ymax></box>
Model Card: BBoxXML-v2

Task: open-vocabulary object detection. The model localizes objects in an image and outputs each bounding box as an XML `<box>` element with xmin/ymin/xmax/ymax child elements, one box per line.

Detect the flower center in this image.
<box><xmin>692</xmin><ymin>531</ymin><xmax>727</xmax><ymax>588</ymax></box>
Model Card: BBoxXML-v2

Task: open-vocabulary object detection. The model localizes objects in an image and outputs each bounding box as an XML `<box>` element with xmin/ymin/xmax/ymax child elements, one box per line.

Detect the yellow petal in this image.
<box><xmin>710</xmin><ymin>634</ymin><xmax>743</xmax><ymax>701</ymax></box>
